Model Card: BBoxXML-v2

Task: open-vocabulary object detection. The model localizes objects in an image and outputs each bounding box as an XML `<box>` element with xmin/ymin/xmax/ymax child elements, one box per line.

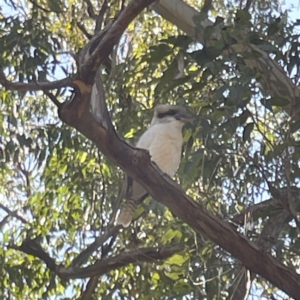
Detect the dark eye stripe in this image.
<box><xmin>157</xmin><ymin>109</ymin><xmax>178</xmax><ymax>118</ymax></box>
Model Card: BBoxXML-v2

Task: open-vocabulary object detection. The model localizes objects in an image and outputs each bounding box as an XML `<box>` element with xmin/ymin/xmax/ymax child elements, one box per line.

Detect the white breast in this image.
<box><xmin>136</xmin><ymin>122</ymin><xmax>183</xmax><ymax>176</ymax></box>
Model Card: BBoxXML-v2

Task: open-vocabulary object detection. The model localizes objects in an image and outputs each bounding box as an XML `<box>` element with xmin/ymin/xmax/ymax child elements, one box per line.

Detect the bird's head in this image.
<box><xmin>151</xmin><ymin>104</ymin><xmax>193</xmax><ymax>127</ymax></box>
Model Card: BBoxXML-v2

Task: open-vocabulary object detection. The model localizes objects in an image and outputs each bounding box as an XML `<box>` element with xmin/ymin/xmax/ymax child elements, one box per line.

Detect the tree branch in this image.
<box><xmin>70</xmin><ymin>225</ymin><xmax>120</xmax><ymax>268</ymax></box>
<box><xmin>0</xmin><ymin>68</ymin><xmax>74</xmax><ymax>92</ymax></box>
<box><xmin>59</xmin><ymin>246</ymin><xmax>182</xmax><ymax>279</ymax></box>
<box><xmin>78</xmin><ymin>0</ymin><xmax>156</xmax><ymax>84</ymax></box>
<box><xmin>95</xmin><ymin>0</ymin><xmax>108</xmax><ymax>31</ymax></box>
<box><xmin>79</xmin><ymin>225</ymin><xmax>119</xmax><ymax>299</ymax></box>
<box><xmin>79</xmin><ymin>276</ymin><xmax>99</xmax><ymax>300</ymax></box>
<box><xmin>58</xmin><ymin>104</ymin><xmax>300</xmax><ymax>298</ymax></box>
<box><xmin>0</xmin><ymin>203</ymin><xmax>28</xmax><ymax>224</ymax></box>
<box><xmin>77</xmin><ymin>22</ymin><xmax>93</xmax><ymax>39</ymax></box>
<box><xmin>11</xmin><ymin>237</ymin><xmax>181</xmax><ymax>281</ymax></box>
<box><xmin>228</xmin><ymin>208</ymin><xmax>291</xmax><ymax>298</ymax></box>
<box><xmin>231</xmin><ymin>198</ymin><xmax>281</xmax><ymax>227</ymax></box>
<box><xmin>83</xmin><ymin>0</ymin><xmax>97</xmax><ymax>18</ymax></box>
<box><xmin>231</xmin><ymin>186</ymin><xmax>300</xmax><ymax>226</ymax></box>
<box><xmin>44</xmin><ymin>91</ymin><xmax>63</xmax><ymax>108</ymax></box>
<box><xmin>9</xmin><ymin>239</ymin><xmax>57</xmax><ymax>271</ymax></box>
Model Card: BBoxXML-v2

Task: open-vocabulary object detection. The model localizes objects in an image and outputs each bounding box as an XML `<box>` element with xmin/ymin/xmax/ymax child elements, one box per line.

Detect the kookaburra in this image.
<box><xmin>116</xmin><ymin>104</ymin><xmax>192</xmax><ymax>227</ymax></box>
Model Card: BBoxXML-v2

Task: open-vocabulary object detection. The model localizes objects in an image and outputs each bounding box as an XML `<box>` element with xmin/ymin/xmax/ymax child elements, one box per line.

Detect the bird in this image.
<box><xmin>116</xmin><ymin>104</ymin><xmax>192</xmax><ymax>227</ymax></box>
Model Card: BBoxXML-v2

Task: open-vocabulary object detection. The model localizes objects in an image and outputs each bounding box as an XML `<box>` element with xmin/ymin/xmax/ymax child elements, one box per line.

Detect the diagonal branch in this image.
<box><xmin>0</xmin><ymin>203</ymin><xmax>28</xmax><ymax>224</ymax></box>
<box><xmin>58</xmin><ymin>104</ymin><xmax>300</xmax><ymax>298</ymax></box>
<box><xmin>70</xmin><ymin>225</ymin><xmax>120</xmax><ymax>268</ymax></box>
<box><xmin>78</xmin><ymin>0</ymin><xmax>156</xmax><ymax>84</ymax></box>
<box><xmin>59</xmin><ymin>246</ymin><xmax>182</xmax><ymax>279</ymax></box>
<box><xmin>79</xmin><ymin>276</ymin><xmax>99</xmax><ymax>300</ymax></box>
<box><xmin>44</xmin><ymin>91</ymin><xmax>63</xmax><ymax>108</ymax></box>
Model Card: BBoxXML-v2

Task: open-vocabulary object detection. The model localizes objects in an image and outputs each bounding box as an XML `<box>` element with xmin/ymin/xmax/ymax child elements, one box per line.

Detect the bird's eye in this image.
<box><xmin>157</xmin><ymin>109</ymin><xmax>178</xmax><ymax>118</ymax></box>
<box><xmin>167</xmin><ymin>109</ymin><xmax>177</xmax><ymax>116</ymax></box>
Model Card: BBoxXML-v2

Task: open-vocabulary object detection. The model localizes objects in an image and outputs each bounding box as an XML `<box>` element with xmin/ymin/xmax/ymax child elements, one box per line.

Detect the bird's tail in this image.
<box><xmin>116</xmin><ymin>198</ymin><xmax>138</xmax><ymax>227</ymax></box>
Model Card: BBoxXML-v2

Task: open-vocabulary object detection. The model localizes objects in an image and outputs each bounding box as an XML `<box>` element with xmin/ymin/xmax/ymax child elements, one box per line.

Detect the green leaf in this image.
<box><xmin>164</xmin><ymin>271</ymin><xmax>180</xmax><ymax>280</ymax></box>
<box><xmin>164</xmin><ymin>253</ymin><xmax>189</xmax><ymax>266</ymax></box>
<box><xmin>79</xmin><ymin>152</ymin><xmax>87</xmax><ymax>163</ymax></box>
<box><xmin>161</xmin><ymin>229</ymin><xmax>177</xmax><ymax>243</ymax></box>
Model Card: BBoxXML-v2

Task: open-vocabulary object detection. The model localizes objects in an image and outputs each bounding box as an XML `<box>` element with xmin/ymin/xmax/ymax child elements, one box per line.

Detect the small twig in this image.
<box><xmin>79</xmin><ymin>222</ymin><xmax>118</xmax><ymax>300</ymax></box>
<box><xmin>83</xmin><ymin>0</ymin><xmax>97</xmax><ymax>18</ymax></box>
<box><xmin>44</xmin><ymin>91</ymin><xmax>63</xmax><ymax>108</ymax></box>
<box><xmin>244</xmin><ymin>0</ymin><xmax>253</xmax><ymax>11</ymax></box>
<box><xmin>0</xmin><ymin>203</ymin><xmax>28</xmax><ymax>224</ymax></box>
<box><xmin>17</xmin><ymin>162</ymin><xmax>31</xmax><ymax>197</ymax></box>
<box><xmin>95</xmin><ymin>0</ymin><xmax>108</xmax><ymax>31</ymax></box>
<box><xmin>77</xmin><ymin>23</ymin><xmax>93</xmax><ymax>39</ymax></box>
<box><xmin>70</xmin><ymin>225</ymin><xmax>120</xmax><ymax>268</ymax></box>
<box><xmin>0</xmin><ymin>215</ymin><xmax>11</xmax><ymax>230</ymax></box>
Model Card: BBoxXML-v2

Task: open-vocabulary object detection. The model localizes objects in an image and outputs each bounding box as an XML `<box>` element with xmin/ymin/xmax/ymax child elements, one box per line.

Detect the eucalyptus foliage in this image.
<box><xmin>1</xmin><ymin>0</ymin><xmax>300</xmax><ymax>299</ymax></box>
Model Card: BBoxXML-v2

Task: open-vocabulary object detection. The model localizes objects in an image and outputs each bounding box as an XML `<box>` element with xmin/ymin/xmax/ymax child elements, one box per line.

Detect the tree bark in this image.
<box><xmin>2</xmin><ymin>0</ymin><xmax>300</xmax><ymax>297</ymax></box>
<box><xmin>58</xmin><ymin>100</ymin><xmax>300</xmax><ymax>298</ymax></box>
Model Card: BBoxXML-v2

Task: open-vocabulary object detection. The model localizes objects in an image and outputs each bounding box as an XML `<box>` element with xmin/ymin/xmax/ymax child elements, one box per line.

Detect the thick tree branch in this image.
<box><xmin>78</xmin><ymin>0</ymin><xmax>156</xmax><ymax>83</ymax></box>
<box><xmin>58</xmin><ymin>104</ymin><xmax>300</xmax><ymax>298</ymax></box>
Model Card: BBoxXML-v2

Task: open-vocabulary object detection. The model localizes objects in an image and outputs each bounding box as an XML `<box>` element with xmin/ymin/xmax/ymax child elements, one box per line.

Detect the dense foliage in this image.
<box><xmin>0</xmin><ymin>0</ymin><xmax>300</xmax><ymax>299</ymax></box>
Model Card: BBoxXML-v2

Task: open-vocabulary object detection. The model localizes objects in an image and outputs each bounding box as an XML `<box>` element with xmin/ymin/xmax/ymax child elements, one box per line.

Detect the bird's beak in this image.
<box><xmin>175</xmin><ymin>114</ymin><xmax>194</xmax><ymax>123</ymax></box>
